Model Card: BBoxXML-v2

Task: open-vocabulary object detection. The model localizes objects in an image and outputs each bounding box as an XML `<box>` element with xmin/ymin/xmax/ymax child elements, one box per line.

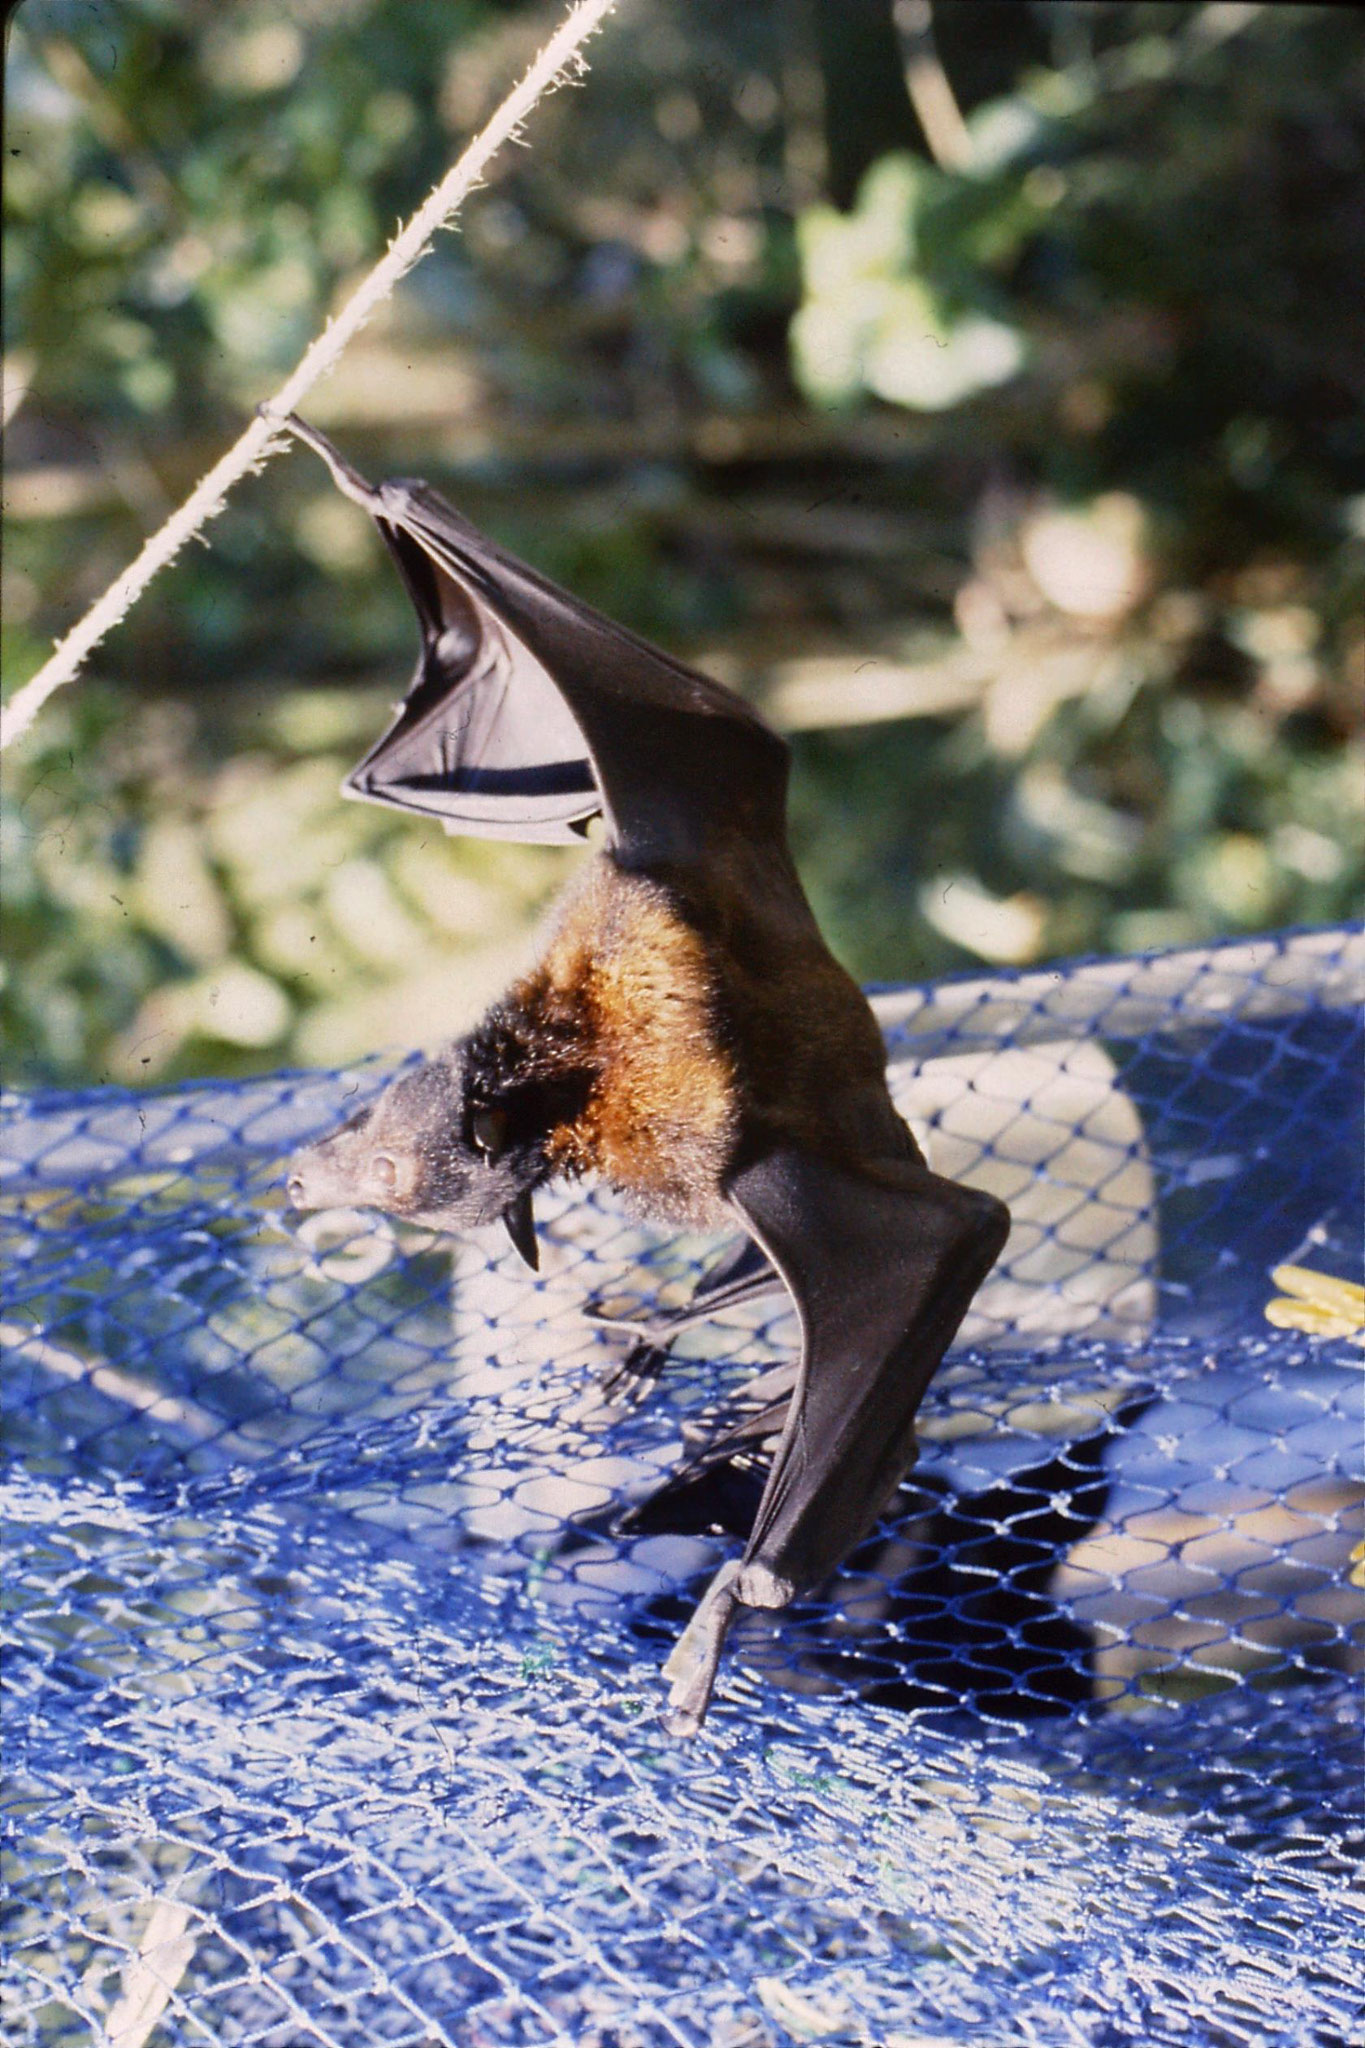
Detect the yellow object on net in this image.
<box><xmin>1263</xmin><ymin>1264</ymin><xmax>1365</xmax><ymax>1345</ymax></box>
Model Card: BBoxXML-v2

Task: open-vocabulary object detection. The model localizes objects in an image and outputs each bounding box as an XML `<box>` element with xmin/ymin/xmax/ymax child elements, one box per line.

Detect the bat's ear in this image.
<box><xmin>502</xmin><ymin>1190</ymin><xmax>539</xmax><ymax>1271</ymax></box>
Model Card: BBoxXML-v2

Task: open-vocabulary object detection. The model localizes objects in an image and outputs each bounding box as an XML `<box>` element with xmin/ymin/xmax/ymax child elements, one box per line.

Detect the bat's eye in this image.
<box><xmin>371</xmin><ymin>1153</ymin><xmax>399</xmax><ymax>1195</ymax></box>
<box><xmin>470</xmin><ymin>1106</ymin><xmax>507</xmax><ymax>1163</ymax></box>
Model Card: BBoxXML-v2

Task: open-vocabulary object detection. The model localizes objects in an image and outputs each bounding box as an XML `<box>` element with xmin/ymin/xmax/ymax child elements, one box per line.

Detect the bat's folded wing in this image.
<box><xmin>663</xmin><ymin>1143</ymin><xmax>1009</xmax><ymax>1733</ymax></box>
<box><xmin>350</xmin><ymin>484</ymin><xmax>604</xmax><ymax>844</ymax></box>
<box><xmin>283</xmin><ymin>417</ymin><xmax>788</xmax><ymax>865</ymax></box>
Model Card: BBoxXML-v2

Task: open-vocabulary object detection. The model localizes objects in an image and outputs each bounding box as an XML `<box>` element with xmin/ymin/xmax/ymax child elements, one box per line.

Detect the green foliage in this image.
<box><xmin>790</xmin><ymin>657</ymin><xmax>1363</xmax><ymax>985</ymax></box>
<box><xmin>0</xmin><ymin>679</ymin><xmax>575</xmax><ymax>1086</ymax></box>
<box><xmin>792</xmin><ymin>152</ymin><xmax>1027</xmax><ymax>410</ymax></box>
<box><xmin>7</xmin><ymin>1</ymin><xmax>481</xmax><ymax>421</ymax></box>
<box><xmin>3</xmin><ymin>1</ymin><xmax>1361</xmax><ymax>1083</ymax></box>
<box><xmin>785</xmin><ymin>3</ymin><xmax>1364</xmax><ymax>976</ymax></box>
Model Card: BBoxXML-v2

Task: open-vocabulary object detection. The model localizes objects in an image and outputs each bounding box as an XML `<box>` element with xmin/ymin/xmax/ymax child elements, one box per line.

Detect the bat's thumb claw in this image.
<box><xmin>661</xmin><ymin>1558</ymin><xmax>741</xmax><ymax>1736</ymax></box>
<box><xmin>263</xmin><ymin>412</ymin><xmax>379</xmax><ymax>507</ymax></box>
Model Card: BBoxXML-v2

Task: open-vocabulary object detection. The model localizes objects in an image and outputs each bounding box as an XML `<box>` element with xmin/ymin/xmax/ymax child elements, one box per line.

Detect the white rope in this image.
<box><xmin>0</xmin><ymin>0</ymin><xmax>622</xmax><ymax>754</ymax></box>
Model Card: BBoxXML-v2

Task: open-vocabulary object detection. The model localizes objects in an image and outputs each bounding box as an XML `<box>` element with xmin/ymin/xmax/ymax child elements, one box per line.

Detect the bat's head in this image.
<box><xmin>285</xmin><ymin>1051</ymin><xmax>543</xmax><ymax>1268</ymax></box>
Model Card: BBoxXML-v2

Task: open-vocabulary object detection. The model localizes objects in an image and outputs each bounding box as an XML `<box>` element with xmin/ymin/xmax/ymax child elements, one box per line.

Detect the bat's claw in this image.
<box><xmin>598</xmin><ymin>1338</ymin><xmax>671</xmax><ymax>1405</ymax></box>
<box><xmin>273</xmin><ymin>412</ymin><xmax>382</xmax><ymax>509</ymax></box>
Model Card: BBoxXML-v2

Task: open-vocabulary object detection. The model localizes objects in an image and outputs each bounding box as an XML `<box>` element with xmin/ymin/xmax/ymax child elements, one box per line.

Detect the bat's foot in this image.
<box><xmin>661</xmin><ymin>1559</ymin><xmax>741</xmax><ymax>1737</ymax></box>
<box><xmin>587</xmin><ymin>1238</ymin><xmax>780</xmax><ymax>1348</ymax></box>
<box><xmin>597</xmin><ymin>1338</ymin><xmax>671</xmax><ymax>1405</ymax></box>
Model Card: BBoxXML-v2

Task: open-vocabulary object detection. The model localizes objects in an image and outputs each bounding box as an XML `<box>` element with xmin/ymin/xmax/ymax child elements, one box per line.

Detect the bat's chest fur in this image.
<box><xmin>472</xmin><ymin>859</ymin><xmax>739</xmax><ymax>1228</ymax></box>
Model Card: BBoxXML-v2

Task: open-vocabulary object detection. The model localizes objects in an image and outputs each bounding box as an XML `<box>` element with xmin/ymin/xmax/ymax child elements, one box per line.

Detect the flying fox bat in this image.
<box><xmin>278</xmin><ymin>413</ymin><xmax>1010</xmax><ymax>1735</ymax></box>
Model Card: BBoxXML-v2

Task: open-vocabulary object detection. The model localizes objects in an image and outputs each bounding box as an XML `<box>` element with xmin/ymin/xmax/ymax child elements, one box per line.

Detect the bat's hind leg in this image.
<box><xmin>591</xmin><ymin>1237</ymin><xmax>780</xmax><ymax>1400</ymax></box>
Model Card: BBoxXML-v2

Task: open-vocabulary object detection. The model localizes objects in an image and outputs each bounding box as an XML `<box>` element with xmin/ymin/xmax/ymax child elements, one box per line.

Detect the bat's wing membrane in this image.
<box><xmin>351</xmin><ymin>485</ymin><xmax>603</xmax><ymax>844</ymax></box>
<box><xmin>283</xmin><ymin>417</ymin><xmax>788</xmax><ymax>866</ymax></box>
<box><xmin>663</xmin><ymin>1144</ymin><xmax>1009</xmax><ymax>1732</ymax></box>
<box><xmin>353</xmin><ymin>528</ymin><xmax>600</xmax><ymax>844</ymax></box>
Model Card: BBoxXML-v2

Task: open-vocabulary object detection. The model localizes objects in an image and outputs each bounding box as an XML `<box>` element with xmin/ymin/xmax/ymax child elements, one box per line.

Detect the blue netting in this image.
<box><xmin>3</xmin><ymin>927</ymin><xmax>1362</xmax><ymax>2047</ymax></box>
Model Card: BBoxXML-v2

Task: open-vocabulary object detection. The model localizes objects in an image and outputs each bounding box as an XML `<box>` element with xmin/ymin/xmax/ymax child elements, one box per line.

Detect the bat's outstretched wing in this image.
<box><xmin>662</xmin><ymin>1145</ymin><xmax>1010</xmax><ymax>1734</ymax></box>
<box><xmin>278</xmin><ymin>414</ymin><xmax>787</xmax><ymax>869</ymax></box>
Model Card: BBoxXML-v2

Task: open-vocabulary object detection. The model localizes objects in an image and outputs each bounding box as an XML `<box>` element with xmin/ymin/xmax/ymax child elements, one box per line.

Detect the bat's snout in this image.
<box><xmin>284</xmin><ymin>1134</ymin><xmax>361</xmax><ymax>1217</ymax></box>
<box><xmin>282</xmin><ymin>1098</ymin><xmax>392</xmax><ymax>1219</ymax></box>
<box><xmin>284</xmin><ymin>1149</ymin><xmax>328</xmax><ymax>1217</ymax></box>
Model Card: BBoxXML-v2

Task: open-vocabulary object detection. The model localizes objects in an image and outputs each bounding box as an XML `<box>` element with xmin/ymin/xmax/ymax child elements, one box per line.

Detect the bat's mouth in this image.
<box><xmin>410</xmin><ymin>1186</ymin><xmax>539</xmax><ymax>1270</ymax></box>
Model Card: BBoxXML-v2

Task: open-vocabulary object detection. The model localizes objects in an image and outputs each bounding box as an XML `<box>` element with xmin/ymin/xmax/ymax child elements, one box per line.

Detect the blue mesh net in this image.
<box><xmin>3</xmin><ymin>926</ymin><xmax>1362</xmax><ymax>2047</ymax></box>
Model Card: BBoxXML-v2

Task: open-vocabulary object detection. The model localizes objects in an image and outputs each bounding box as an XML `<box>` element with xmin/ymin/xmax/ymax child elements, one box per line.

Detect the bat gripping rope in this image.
<box><xmin>0</xmin><ymin>0</ymin><xmax>622</xmax><ymax>755</ymax></box>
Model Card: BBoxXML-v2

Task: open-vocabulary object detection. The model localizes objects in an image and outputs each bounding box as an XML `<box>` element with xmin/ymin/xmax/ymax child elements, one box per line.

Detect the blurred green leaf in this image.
<box><xmin>3</xmin><ymin>1</ymin><xmax>1361</xmax><ymax>1086</ymax></box>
